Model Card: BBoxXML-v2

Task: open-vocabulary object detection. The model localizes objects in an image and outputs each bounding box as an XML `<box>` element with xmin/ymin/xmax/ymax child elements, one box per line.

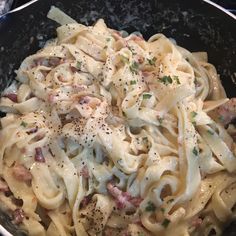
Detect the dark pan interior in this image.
<box><xmin>0</xmin><ymin>0</ymin><xmax>236</xmax><ymax>235</ymax></box>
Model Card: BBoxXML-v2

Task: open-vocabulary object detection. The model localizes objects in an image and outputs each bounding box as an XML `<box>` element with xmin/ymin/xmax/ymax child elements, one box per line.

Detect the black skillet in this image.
<box><xmin>0</xmin><ymin>0</ymin><xmax>235</xmax><ymax>235</ymax></box>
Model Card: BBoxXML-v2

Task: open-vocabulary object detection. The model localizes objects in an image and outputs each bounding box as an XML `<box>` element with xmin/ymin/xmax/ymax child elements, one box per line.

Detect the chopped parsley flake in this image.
<box><xmin>191</xmin><ymin>111</ymin><xmax>198</xmax><ymax>118</ymax></box>
<box><xmin>20</xmin><ymin>121</ymin><xmax>27</xmax><ymax>127</ymax></box>
<box><xmin>162</xmin><ymin>218</ymin><xmax>170</xmax><ymax>228</ymax></box>
<box><xmin>104</xmin><ymin>45</ymin><xmax>108</xmax><ymax>49</ymax></box>
<box><xmin>161</xmin><ymin>208</ymin><xmax>165</xmax><ymax>213</ymax></box>
<box><xmin>76</xmin><ymin>61</ymin><xmax>82</xmax><ymax>70</ymax></box>
<box><xmin>160</xmin><ymin>75</ymin><xmax>173</xmax><ymax>85</ymax></box>
<box><xmin>143</xmin><ymin>93</ymin><xmax>152</xmax><ymax>99</ymax></box>
<box><xmin>158</xmin><ymin>117</ymin><xmax>163</xmax><ymax>124</ymax></box>
<box><xmin>128</xmin><ymin>46</ymin><xmax>137</xmax><ymax>55</ymax></box>
<box><xmin>191</xmin><ymin>111</ymin><xmax>197</xmax><ymax>125</ymax></box>
<box><xmin>207</xmin><ymin>130</ymin><xmax>214</xmax><ymax>135</ymax></box>
<box><xmin>130</xmin><ymin>80</ymin><xmax>137</xmax><ymax>85</ymax></box>
<box><xmin>138</xmin><ymin>233</ymin><xmax>144</xmax><ymax>236</ymax></box>
<box><xmin>218</xmin><ymin>115</ymin><xmax>224</xmax><ymax>122</ymax></box>
<box><xmin>145</xmin><ymin>201</ymin><xmax>156</xmax><ymax>212</ymax></box>
<box><xmin>129</xmin><ymin>61</ymin><xmax>139</xmax><ymax>74</ymax></box>
<box><xmin>192</xmin><ymin>147</ymin><xmax>198</xmax><ymax>156</ymax></box>
<box><xmin>147</xmin><ymin>57</ymin><xmax>157</xmax><ymax>66</ymax></box>
<box><xmin>173</xmin><ymin>76</ymin><xmax>180</xmax><ymax>84</ymax></box>
<box><xmin>106</xmin><ymin>38</ymin><xmax>111</xmax><ymax>42</ymax></box>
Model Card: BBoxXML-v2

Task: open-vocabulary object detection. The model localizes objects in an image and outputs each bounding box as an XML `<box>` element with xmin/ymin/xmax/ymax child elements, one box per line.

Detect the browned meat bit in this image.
<box><xmin>35</xmin><ymin>147</ymin><xmax>45</xmax><ymax>163</ymax></box>
<box><xmin>3</xmin><ymin>93</ymin><xmax>18</xmax><ymax>103</ymax></box>
<box><xmin>12</xmin><ymin>164</ymin><xmax>32</xmax><ymax>182</ymax></box>
<box><xmin>107</xmin><ymin>182</ymin><xmax>143</xmax><ymax>210</ymax></box>
<box><xmin>48</xmin><ymin>57</ymin><xmax>63</xmax><ymax>67</ymax></box>
<box><xmin>80</xmin><ymin>194</ymin><xmax>92</xmax><ymax>209</ymax></box>
<box><xmin>217</xmin><ymin>98</ymin><xmax>236</xmax><ymax>125</ymax></box>
<box><xmin>33</xmin><ymin>57</ymin><xmax>64</xmax><ymax>68</ymax></box>
<box><xmin>12</xmin><ymin>208</ymin><xmax>25</xmax><ymax>224</ymax></box>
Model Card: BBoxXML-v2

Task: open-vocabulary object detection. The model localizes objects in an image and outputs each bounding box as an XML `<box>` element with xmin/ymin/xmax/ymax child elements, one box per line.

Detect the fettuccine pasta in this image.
<box><xmin>0</xmin><ymin>6</ymin><xmax>236</xmax><ymax>236</ymax></box>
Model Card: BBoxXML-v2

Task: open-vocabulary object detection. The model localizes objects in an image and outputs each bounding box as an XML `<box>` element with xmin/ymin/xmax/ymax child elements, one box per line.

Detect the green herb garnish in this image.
<box><xmin>162</xmin><ymin>218</ymin><xmax>171</xmax><ymax>228</ymax></box>
<box><xmin>207</xmin><ymin>130</ymin><xmax>214</xmax><ymax>135</ymax></box>
<box><xmin>191</xmin><ymin>111</ymin><xmax>198</xmax><ymax>118</ymax></box>
<box><xmin>190</xmin><ymin>111</ymin><xmax>197</xmax><ymax>125</ymax></box>
<box><xmin>173</xmin><ymin>76</ymin><xmax>180</xmax><ymax>84</ymax></box>
<box><xmin>128</xmin><ymin>46</ymin><xmax>137</xmax><ymax>55</ymax></box>
<box><xmin>20</xmin><ymin>121</ymin><xmax>27</xmax><ymax>127</ymax></box>
<box><xmin>145</xmin><ymin>201</ymin><xmax>156</xmax><ymax>212</ymax></box>
<box><xmin>143</xmin><ymin>93</ymin><xmax>152</xmax><ymax>99</ymax></box>
<box><xmin>106</xmin><ymin>38</ymin><xmax>111</xmax><ymax>42</ymax></box>
<box><xmin>192</xmin><ymin>147</ymin><xmax>198</xmax><ymax>156</ymax></box>
<box><xmin>147</xmin><ymin>57</ymin><xmax>157</xmax><ymax>66</ymax></box>
<box><xmin>129</xmin><ymin>61</ymin><xmax>139</xmax><ymax>74</ymax></box>
<box><xmin>138</xmin><ymin>233</ymin><xmax>144</xmax><ymax>236</ymax></box>
<box><xmin>76</xmin><ymin>61</ymin><xmax>82</xmax><ymax>70</ymax></box>
<box><xmin>160</xmin><ymin>75</ymin><xmax>173</xmax><ymax>85</ymax></box>
<box><xmin>130</xmin><ymin>80</ymin><xmax>137</xmax><ymax>85</ymax></box>
<box><xmin>158</xmin><ymin>117</ymin><xmax>163</xmax><ymax>124</ymax></box>
<box><xmin>160</xmin><ymin>208</ymin><xmax>165</xmax><ymax>213</ymax></box>
<box><xmin>218</xmin><ymin>115</ymin><xmax>224</xmax><ymax>122</ymax></box>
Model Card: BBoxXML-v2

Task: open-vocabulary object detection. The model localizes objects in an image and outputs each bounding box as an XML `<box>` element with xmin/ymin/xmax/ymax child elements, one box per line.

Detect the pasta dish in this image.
<box><xmin>0</xmin><ymin>6</ymin><xmax>236</xmax><ymax>236</ymax></box>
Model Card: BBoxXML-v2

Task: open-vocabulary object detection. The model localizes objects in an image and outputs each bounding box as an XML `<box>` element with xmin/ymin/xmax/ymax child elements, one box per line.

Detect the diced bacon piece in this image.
<box><xmin>80</xmin><ymin>165</ymin><xmax>89</xmax><ymax>178</ymax></box>
<box><xmin>107</xmin><ymin>182</ymin><xmax>130</xmax><ymax>209</ymax></box>
<box><xmin>217</xmin><ymin>98</ymin><xmax>236</xmax><ymax>125</ymax></box>
<box><xmin>12</xmin><ymin>165</ymin><xmax>32</xmax><ymax>182</ymax></box>
<box><xmin>33</xmin><ymin>58</ymin><xmax>44</xmax><ymax>66</ymax></box>
<box><xmin>41</xmin><ymin>70</ymin><xmax>49</xmax><ymax>77</ymax></box>
<box><xmin>80</xmin><ymin>194</ymin><xmax>92</xmax><ymax>208</ymax></box>
<box><xmin>0</xmin><ymin>179</ymin><xmax>9</xmax><ymax>192</ymax></box>
<box><xmin>129</xmin><ymin>197</ymin><xmax>143</xmax><ymax>207</ymax></box>
<box><xmin>70</xmin><ymin>65</ymin><xmax>79</xmax><ymax>73</ymax></box>
<box><xmin>12</xmin><ymin>208</ymin><xmax>25</xmax><ymax>224</ymax></box>
<box><xmin>107</xmin><ymin>182</ymin><xmax>143</xmax><ymax>210</ymax></box>
<box><xmin>48</xmin><ymin>57</ymin><xmax>62</xmax><ymax>67</ymax></box>
<box><xmin>4</xmin><ymin>93</ymin><xmax>18</xmax><ymax>103</ymax></box>
<box><xmin>33</xmin><ymin>57</ymin><xmax>64</xmax><ymax>67</ymax></box>
<box><xmin>35</xmin><ymin>147</ymin><xmax>45</xmax><ymax>163</ymax></box>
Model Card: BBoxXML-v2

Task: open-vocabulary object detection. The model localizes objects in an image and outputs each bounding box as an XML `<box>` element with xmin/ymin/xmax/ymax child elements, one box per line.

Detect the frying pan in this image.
<box><xmin>0</xmin><ymin>0</ymin><xmax>235</xmax><ymax>235</ymax></box>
